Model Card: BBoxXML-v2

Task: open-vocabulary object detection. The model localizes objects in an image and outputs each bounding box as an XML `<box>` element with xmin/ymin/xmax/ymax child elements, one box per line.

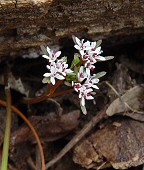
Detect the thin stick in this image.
<box><xmin>46</xmin><ymin>106</ymin><xmax>107</xmax><ymax>169</ymax></box>
<box><xmin>0</xmin><ymin>100</ymin><xmax>46</xmax><ymax>170</ymax></box>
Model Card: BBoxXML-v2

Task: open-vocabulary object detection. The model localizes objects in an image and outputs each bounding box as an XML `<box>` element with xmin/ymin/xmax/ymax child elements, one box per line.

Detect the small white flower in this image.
<box><xmin>42</xmin><ymin>46</ymin><xmax>61</xmax><ymax>62</ymax></box>
<box><xmin>43</xmin><ymin>62</ymin><xmax>65</xmax><ymax>85</ymax></box>
<box><xmin>73</xmin><ymin>36</ymin><xmax>106</xmax><ymax>69</ymax></box>
<box><xmin>84</xmin><ymin>60</ymin><xmax>95</xmax><ymax>70</ymax></box>
<box><xmin>77</xmin><ymin>66</ymin><xmax>91</xmax><ymax>82</ymax></box>
<box><xmin>56</xmin><ymin>58</ymin><xmax>73</xmax><ymax>76</ymax></box>
<box><xmin>79</xmin><ymin>87</ymin><xmax>94</xmax><ymax>106</ymax></box>
<box><xmin>74</xmin><ymin>37</ymin><xmax>91</xmax><ymax>51</ymax></box>
<box><xmin>85</xmin><ymin>74</ymin><xmax>99</xmax><ymax>90</ymax></box>
<box><xmin>90</xmin><ymin>47</ymin><xmax>105</xmax><ymax>61</ymax></box>
<box><xmin>72</xmin><ymin>81</ymin><xmax>95</xmax><ymax>107</ymax></box>
<box><xmin>43</xmin><ymin>57</ymin><xmax>73</xmax><ymax>85</ymax></box>
<box><xmin>77</xmin><ymin>66</ymin><xmax>86</xmax><ymax>82</ymax></box>
<box><xmin>72</xmin><ymin>82</ymin><xmax>82</xmax><ymax>92</ymax></box>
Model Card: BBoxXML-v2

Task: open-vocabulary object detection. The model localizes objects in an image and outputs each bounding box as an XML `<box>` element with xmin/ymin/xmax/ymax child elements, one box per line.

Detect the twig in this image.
<box><xmin>36</xmin><ymin>145</ymin><xmax>41</xmax><ymax>170</ymax></box>
<box><xmin>0</xmin><ymin>99</ymin><xmax>46</xmax><ymax>170</ymax></box>
<box><xmin>46</xmin><ymin>106</ymin><xmax>107</xmax><ymax>169</ymax></box>
<box><xmin>27</xmin><ymin>157</ymin><xmax>36</xmax><ymax>170</ymax></box>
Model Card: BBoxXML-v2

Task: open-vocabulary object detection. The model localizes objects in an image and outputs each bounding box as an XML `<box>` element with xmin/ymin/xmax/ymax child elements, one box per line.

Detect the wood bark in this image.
<box><xmin>0</xmin><ymin>0</ymin><xmax>144</xmax><ymax>58</ymax></box>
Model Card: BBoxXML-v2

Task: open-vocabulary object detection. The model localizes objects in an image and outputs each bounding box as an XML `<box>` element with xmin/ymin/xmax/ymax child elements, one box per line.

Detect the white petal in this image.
<box><xmin>46</xmin><ymin>46</ymin><xmax>51</xmax><ymax>54</ymax></box>
<box><xmin>65</xmin><ymin>69</ymin><xmax>73</xmax><ymax>74</ymax></box>
<box><xmin>74</xmin><ymin>45</ymin><xmax>81</xmax><ymax>50</ymax></box>
<box><xmin>56</xmin><ymin>74</ymin><xmax>65</xmax><ymax>80</ymax></box>
<box><xmin>95</xmin><ymin>47</ymin><xmax>101</xmax><ymax>53</ymax></box>
<box><xmin>51</xmin><ymin>66</ymin><xmax>56</xmax><ymax>74</ymax></box>
<box><xmin>55</xmin><ymin>51</ymin><xmax>61</xmax><ymax>58</ymax></box>
<box><xmin>86</xmin><ymin>68</ymin><xmax>90</xmax><ymax>77</ymax></box>
<box><xmin>79</xmin><ymin>66</ymin><xmax>84</xmax><ymax>73</ymax></box>
<box><xmin>72</xmin><ymin>81</ymin><xmax>74</xmax><ymax>86</ymax></box>
<box><xmin>92</xmin><ymin>85</ymin><xmax>99</xmax><ymax>89</ymax></box>
<box><xmin>86</xmin><ymin>95</ymin><xmax>94</xmax><ymax>100</ymax></box>
<box><xmin>42</xmin><ymin>55</ymin><xmax>49</xmax><ymax>59</ymax></box>
<box><xmin>81</xmin><ymin>97</ymin><xmax>85</xmax><ymax>106</ymax></box>
<box><xmin>79</xmin><ymin>92</ymin><xmax>82</xmax><ymax>98</ymax></box>
<box><xmin>50</xmin><ymin>77</ymin><xmax>55</xmax><ymax>85</ymax></box>
<box><xmin>43</xmin><ymin>73</ymin><xmax>51</xmax><ymax>77</ymax></box>
<box><xmin>84</xmin><ymin>46</ymin><xmax>91</xmax><ymax>51</ymax></box>
<box><xmin>96</xmin><ymin>56</ymin><xmax>105</xmax><ymax>61</ymax></box>
<box><xmin>91</xmin><ymin>42</ymin><xmax>96</xmax><ymax>48</ymax></box>
<box><xmin>84</xmin><ymin>41</ymin><xmax>90</xmax><ymax>46</ymax></box>
<box><xmin>61</xmin><ymin>72</ymin><xmax>66</xmax><ymax>76</ymax></box>
<box><xmin>75</xmin><ymin>37</ymin><xmax>81</xmax><ymax>46</ymax></box>
<box><xmin>46</xmin><ymin>65</ymin><xmax>50</xmax><ymax>70</ymax></box>
<box><xmin>86</xmin><ymin>88</ymin><xmax>93</xmax><ymax>93</ymax></box>
<box><xmin>92</xmin><ymin>78</ymin><xmax>99</xmax><ymax>83</ymax></box>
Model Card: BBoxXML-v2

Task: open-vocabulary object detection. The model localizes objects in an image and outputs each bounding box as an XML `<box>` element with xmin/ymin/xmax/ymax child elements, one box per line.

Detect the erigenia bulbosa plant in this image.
<box><xmin>42</xmin><ymin>36</ymin><xmax>114</xmax><ymax>114</ymax></box>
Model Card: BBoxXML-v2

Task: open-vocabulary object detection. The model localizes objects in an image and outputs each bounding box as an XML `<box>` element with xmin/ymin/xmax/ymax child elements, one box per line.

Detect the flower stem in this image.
<box><xmin>1</xmin><ymin>86</ymin><xmax>12</xmax><ymax>170</ymax></box>
<box><xmin>21</xmin><ymin>58</ymin><xmax>83</xmax><ymax>105</ymax></box>
<box><xmin>21</xmin><ymin>80</ymin><xmax>64</xmax><ymax>104</ymax></box>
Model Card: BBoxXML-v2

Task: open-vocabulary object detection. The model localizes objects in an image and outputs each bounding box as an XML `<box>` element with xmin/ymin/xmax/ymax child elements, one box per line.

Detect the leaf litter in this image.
<box><xmin>0</xmin><ymin>48</ymin><xmax>144</xmax><ymax>170</ymax></box>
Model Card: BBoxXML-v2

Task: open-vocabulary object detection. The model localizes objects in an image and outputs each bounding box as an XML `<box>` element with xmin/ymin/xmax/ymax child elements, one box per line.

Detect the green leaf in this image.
<box><xmin>42</xmin><ymin>77</ymin><xmax>50</xmax><ymax>84</ymax></box>
<box><xmin>72</xmin><ymin>35</ymin><xmax>77</xmax><ymax>44</ymax></box>
<box><xmin>80</xmin><ymin>104</ymin><xmax>87</xmax><ymax>115</ymax></box>
<box><xmin>64</xmin><ymin>81</ymin><xmax>72</xmax><ymax>87</ymax></box>
<box><xmin>70</xmin><ymin>53</ymin><xmax>80</xmax><ymax>69</ymax></box>
<box><xmin>66</xmin><ymin>74</ymin><xmax>77</xmax><ymax>82</ymax></box>
<box><xmin>95</xmin><ymin>40</ymin><xmax>102</xmax><ymax>48</ymax></box>
<box><xmin>94</xmin><ymin>71</ymin><xmax>107</xmax><ymax>79</ymax></box>
<box><xmin>104</xmin><ymin>56</ymin><xmax>114</xmax><ymax>61</ymax></box>
<box><xmin>40</xmin><ymin>45</ymin><xmax>47</xmax><ymax>55</ymax></box>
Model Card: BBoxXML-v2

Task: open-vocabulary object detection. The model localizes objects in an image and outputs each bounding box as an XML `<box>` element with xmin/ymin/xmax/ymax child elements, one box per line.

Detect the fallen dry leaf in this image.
<box><xmin>106</xmin><ymin>84</ymin><xmax>144</xmax><ymax>117</ymax></box>
<box><xmin>73</xmin><ymin>117</ymin><xmax>144</xmax><ymax>169</ymax></box>
<box><xmin>8</xmin><ymin>72</ymin><xmax>29</xmax><ymax>97</ymax></box>
<box><xmin>108</xmin><ymin>63</ymin><xmax>136</xmax><ymax>101</ymax></box>
<box><xmin>10</xmin><ymin>110</ymin><xmax>80</xmax><ymax>146</ymax></box>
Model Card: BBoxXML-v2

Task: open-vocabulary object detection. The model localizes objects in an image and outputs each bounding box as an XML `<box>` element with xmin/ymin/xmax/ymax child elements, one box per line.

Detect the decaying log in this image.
<box><xmin>0</xmin><ymin>0</ymin><xmax>144</xmax><ymax>58</ymax></box>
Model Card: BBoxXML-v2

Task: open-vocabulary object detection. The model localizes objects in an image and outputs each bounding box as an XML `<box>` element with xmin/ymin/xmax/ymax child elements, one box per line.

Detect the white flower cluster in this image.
<box><xmin>72</xmin><ymin>66</ymin><xmax>99</xmax><ymax>114</ymax></box>
<box><xmin>42</xmin><ymin>47</ymin><xmax>73</xmax><ymax>85</ymax></box>
<box><xmin>71</xmin><ymin>36</ymin><xmax>108</xmax><ymax>114</ymax></box>
<box><xmin>42</xmin><ymin>36</ymin><xmax>112</xmax><ymax>114</ymax></box>
<box><xmin>73</xmin><ymin>36</ymin><xmax>105</xmax><ymax>70</ymax></box>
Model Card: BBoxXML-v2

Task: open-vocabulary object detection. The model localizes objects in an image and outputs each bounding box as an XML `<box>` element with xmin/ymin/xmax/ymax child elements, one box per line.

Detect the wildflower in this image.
<box><xmin>72</xmin><ymin>82</ymin><xmax>82</xmax><ymax>92</ymax></box>
<box><xmin>85</xmin><ymin>74</ymin><xmax>99</xmax><ymax>90</ymax></box>
<box><xmin>73</xmin><ymin>37</ymin><xmax>92</xmax><ymax>52</ymax></box>
<box><xmin>79</xmin><ymin>87</ymin><xmax>94</xmax><ymax>106</ymax></box>
<box><xmin>77</xmin><ymin>66</ymin><xmax>89</xmax><ymax>82</ymax></box>
<box><xmin>42</xmin><ymin>46</ymin><xmax>61</xmax><ymax>62</ymax></box>
<box><xmin>73</xmin><ymin>36</ymin><xmax>106</xmax><ymax>68</ymax></box>
<box><xmin>43</xmin><ymin>62</ymin><xmax>65</xmax><ymax>85</ymax></box>
<box><xmin>43</xmin><ymin>56</ymin><xmax>73</xmax><ymax>85</ymax></box>
<box><xmin>90</xmin><ymin>46</ymin><xmax>105</xmax><ymax>61</ymax></box>
<box><xmin>56</xmin><ymin>57</ymin><xmax>73</xmax><ymax>76</ymax></box>
<box><xmin>42</xmin><ymin>36</ymin><xmax>113</xmax><ymax>115</ymax></box>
